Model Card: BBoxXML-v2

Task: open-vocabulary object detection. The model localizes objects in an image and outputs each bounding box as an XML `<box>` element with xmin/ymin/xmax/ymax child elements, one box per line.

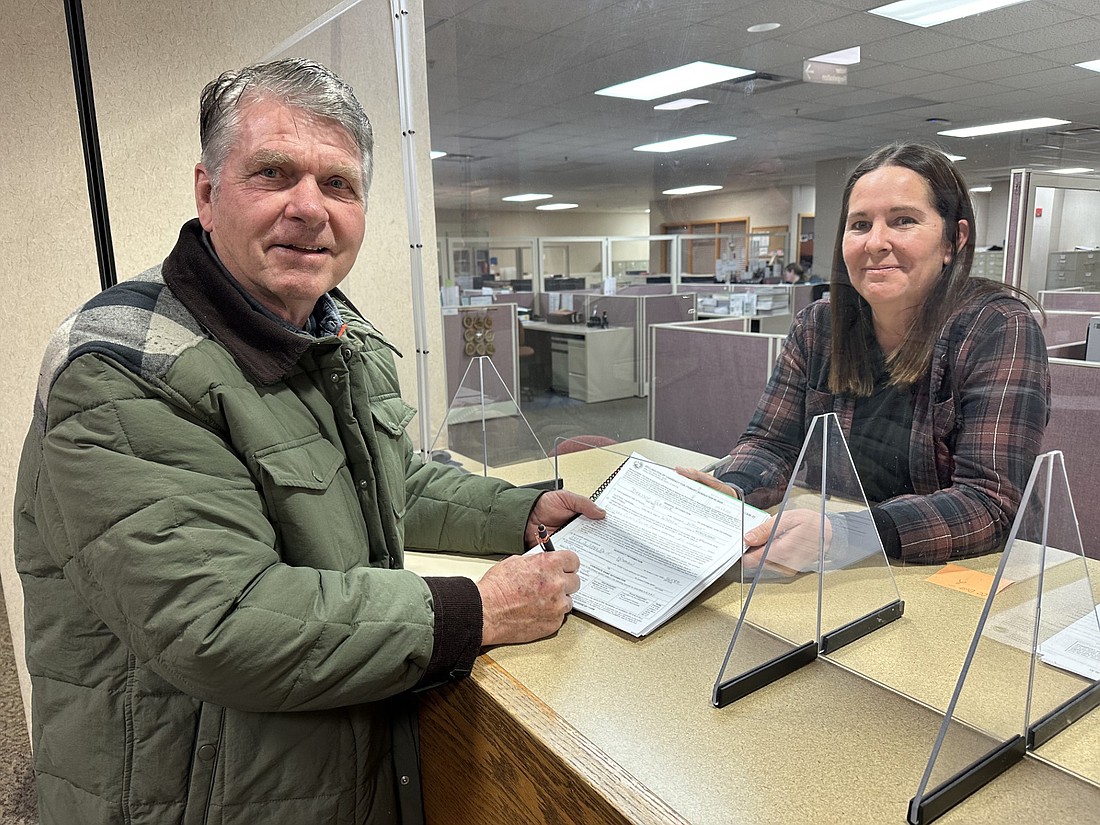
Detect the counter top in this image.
<box><xmin>412</xmin><ymin>439</ymin><xmax>1100</xmax><ymax>824</ymax></box>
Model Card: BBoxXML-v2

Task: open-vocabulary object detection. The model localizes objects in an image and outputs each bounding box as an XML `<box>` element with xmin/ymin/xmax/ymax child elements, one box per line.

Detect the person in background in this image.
<box><xmin>783</xmin><ymin>261</ymin><xmax>807</xmax><ymax>284</ymax></box>
<box><xmin>681</xmin><ymin>142</ymin><xmax>1049</xmax><ymax>572</ymax></box>
<box><xmin>14</xmin><ymin>58</ymin><xmax>602</xmax><ymax>825</ymax></box>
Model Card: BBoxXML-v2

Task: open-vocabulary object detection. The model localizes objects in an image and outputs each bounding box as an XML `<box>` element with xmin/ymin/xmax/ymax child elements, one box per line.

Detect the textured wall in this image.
<box><xmin>1</xmin><ymin>0</ymin><xmax>441</xmax><ymax>736</ymax></box>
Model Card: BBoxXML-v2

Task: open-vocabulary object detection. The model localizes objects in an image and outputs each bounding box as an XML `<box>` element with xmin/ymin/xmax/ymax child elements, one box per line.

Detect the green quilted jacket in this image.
<box><xmin>14</xmin><ymin>219</ymin><xmax>539</xmax><ymax>824</ymax></box>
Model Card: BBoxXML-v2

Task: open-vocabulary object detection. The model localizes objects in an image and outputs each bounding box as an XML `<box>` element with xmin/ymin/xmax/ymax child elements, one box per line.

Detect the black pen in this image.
<box><xmin>536</xmin><ymin>523</ymin><xmax>556</xmax><ymax>552</ymax></box>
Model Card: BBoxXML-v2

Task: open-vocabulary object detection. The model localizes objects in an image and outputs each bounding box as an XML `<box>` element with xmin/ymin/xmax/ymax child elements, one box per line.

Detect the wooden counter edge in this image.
<box><xmin>420</xmin><ymin>654</ymin><xmax>689</xmax><ymax>825</ymax></box>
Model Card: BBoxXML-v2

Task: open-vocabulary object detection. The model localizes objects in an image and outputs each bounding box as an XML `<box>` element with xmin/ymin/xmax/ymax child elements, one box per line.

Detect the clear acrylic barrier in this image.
<box><xmin>712</xmin><ymin>413</ymin><xmax>903</xmax><ymax>707</ymax></box>
<box><xmin>909</xmin><ymin>451</ymin><xmax>1100</xmax><ymax>825</ymax></box>
<box><xmin>427</xmin><ymin>355</ymin><xmax>557</xmax><ymax>487</ymax></box>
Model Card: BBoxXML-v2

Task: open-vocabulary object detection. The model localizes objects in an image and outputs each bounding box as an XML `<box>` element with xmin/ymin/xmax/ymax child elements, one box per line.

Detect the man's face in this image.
<box><xmin>195</xmin><ymin>96</ymin><xmax>366</xmax><ymax>327</ymax></box>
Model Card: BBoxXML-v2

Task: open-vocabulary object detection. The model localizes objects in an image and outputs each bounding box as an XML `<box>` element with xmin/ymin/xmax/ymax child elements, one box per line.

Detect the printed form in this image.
<box><xmin>552</xmin><ymin>453</ymin><xmax>769</xmax><ymax>636</ymax></box>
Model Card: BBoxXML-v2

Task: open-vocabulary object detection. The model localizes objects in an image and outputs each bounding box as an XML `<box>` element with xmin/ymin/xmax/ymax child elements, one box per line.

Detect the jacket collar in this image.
<box><xmin>163</xmin><ymin>218</ymin><xmax>331</xmax><ymax>385</ymax></box>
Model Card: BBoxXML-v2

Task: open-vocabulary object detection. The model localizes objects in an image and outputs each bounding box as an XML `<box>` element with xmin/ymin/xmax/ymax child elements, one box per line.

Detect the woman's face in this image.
<box><xmin>842</xmin><ymin>165</ymin><xmax>967</xmax><ymax>322</ymax></box>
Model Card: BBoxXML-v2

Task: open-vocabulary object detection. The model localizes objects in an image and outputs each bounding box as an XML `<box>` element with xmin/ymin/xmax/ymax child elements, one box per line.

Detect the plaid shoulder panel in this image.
<box><xmin>34</xmin><ymin>267</ymin><xmax>206</xmax><ymax>428</ymax></box>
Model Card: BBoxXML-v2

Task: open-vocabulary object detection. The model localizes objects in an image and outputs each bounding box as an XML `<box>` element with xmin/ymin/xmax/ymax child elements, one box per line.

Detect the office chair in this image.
<box><xmin>554</xmin><ymin>435</ymin><xmax>618</xmax><ymax>455</ymax></box>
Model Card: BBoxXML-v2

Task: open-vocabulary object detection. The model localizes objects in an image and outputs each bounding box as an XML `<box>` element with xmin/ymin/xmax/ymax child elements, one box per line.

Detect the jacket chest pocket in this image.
<box><xmin>368</xmin><ymin>396</ymin><xmax>417</xmax><ymax>518</ymax></box>
<box><xmin>253</xmin><ymin>436</ymin><xmax>355</xmax><ymax>558</ymax></box>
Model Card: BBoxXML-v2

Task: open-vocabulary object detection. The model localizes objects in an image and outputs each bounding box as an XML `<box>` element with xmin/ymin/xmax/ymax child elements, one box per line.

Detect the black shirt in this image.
<box><xmin>849</xmin><ymin>358</ymin><xmax>916</xmax><ymax>503</ymax></box>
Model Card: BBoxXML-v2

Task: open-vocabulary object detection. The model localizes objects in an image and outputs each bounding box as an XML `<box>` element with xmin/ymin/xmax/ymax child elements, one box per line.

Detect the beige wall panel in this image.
<box><xmin>2</xmin><ymin>0</ymin><xmax>102</xmax><ymax>736</ymax></box>
<box><xmin>2</xmin><ymin>0</ymin><xmax>440</xmax><ymax>736</ymax></box>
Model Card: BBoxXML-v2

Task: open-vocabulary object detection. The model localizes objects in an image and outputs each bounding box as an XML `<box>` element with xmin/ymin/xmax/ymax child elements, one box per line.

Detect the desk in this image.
<box><xmin>521</xmin><ymin>320</ymin><xmax>636</xmax><ymax>402</ymax></box>
<box><xmin>414</xmin><ymin>440</ymin><xmax>1100</xmax><ymax>824</ymax></box>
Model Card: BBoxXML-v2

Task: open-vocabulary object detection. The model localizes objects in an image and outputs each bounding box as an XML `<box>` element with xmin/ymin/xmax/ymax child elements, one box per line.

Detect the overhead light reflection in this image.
<box><xmin>938</xmin><ymin>117</ymin><xmax>1069</xmax><ymax>137</ymax></box>
<box><xmin>634</xmin><ymin>134</ymin><xmax>737</xmax><ymax>153</ymax></box>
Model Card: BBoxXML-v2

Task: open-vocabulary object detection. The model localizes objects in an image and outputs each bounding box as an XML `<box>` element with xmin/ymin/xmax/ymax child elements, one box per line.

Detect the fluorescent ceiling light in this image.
<box><xmin>536</xmin><ymin>203</ymin><xmax>579</xmax><ymax>211</ymax></box>
<box><xmin>938</xmin><ymin>117</ymin><xmax>1069</xmax><ymax>137</ymax></box>
<box><xmin>654</xmin><ymin>98</ymin><xmax>709</xmax><ymax>111</ymax></box>
<box><xmin>501</xmin><ymin>193</ymin><xmax>553</xmax><ymax>202</ymax></box>
<box><xmin>429</xmin><ymin>150</ymin><xmax>447</xmax><ymax>160</ymax></box>
<box><xmin>1048</xmin><ymin>167</ymin><xmax>1094</xmax><ymax>174</ymax></box>
<box><xmin>969</xmin><ymin>185</ymin><xmax>992</xmax><ymax>192</ymax></box>
<box><xmin>942</xmin><ymin>152</ymin><xmax>967</xmax><ymax>161</ymax></box>
<box><xmin>1076</xmin><ymin>59</ymin><xmax>1100</xmax><ymax>73</ymax></box>
<box><xmin>747</xmin><ymin>23</ymin><xmax>781</xmax><ymax>33</ymax></box>
<box><xmin>663</xmin><ymin>185</ymin><xmax>723</xmax><ymax>195</ymax></box>
<box><xmin>811</xmin><ymin>46</ymin><xmax>861</xmax><ymax>66</ymax></box>
<box><xmin>634</xmin><ymin>134</ymin><xmax>737</xmax><ymax>153</ymax></box>
<box><xmin>595</xmin><ymin>61</ymin><xmax>754</xmax><ymax>101</ymax></box>
<box><xmin>869</xmin><ymin>0</ymin><xmax>1032</xmax><ymax>28</ymax></box>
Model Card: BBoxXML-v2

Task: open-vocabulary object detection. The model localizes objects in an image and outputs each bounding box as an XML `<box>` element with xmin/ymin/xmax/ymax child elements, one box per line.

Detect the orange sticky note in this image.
<box><xmin>926</xmin><ymin>563</ymin><xmax>1014</xmax><ymax>599</ymax></box>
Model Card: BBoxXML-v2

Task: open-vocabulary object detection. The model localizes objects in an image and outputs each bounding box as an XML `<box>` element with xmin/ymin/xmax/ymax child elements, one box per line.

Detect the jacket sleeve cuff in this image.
<box><xmin>416</xmin><ymin>576</ymin><xmax>483</xmax><ymax>690</ymax></box>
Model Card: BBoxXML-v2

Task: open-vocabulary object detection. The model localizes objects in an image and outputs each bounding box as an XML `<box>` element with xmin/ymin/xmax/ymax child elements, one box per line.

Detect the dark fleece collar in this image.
<box><xmin>162</xmin><ymin>219</ymin><xmax>319</xmax><ymax>385</ymax></box>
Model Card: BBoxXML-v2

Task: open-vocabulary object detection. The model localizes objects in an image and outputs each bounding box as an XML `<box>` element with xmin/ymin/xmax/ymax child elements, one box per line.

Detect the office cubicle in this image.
<box><xmin>649</xmin><ymin>319</ymin><xmax>786</xmax><ymax>456</ymax></box>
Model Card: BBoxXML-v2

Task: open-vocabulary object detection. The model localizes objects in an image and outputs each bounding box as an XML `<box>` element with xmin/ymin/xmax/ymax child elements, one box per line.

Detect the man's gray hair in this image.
<box><xmin>199</xmin><ymin>58</ymin><xmax>373</xmax><ymax>199</ymax></box>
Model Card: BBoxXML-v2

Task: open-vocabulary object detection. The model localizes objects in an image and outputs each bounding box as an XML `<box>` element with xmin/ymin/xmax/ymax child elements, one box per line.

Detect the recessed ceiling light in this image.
<box><xmin>501</xmin><ymin>193</ymin><xmax>553</xmax><ymax>202</ymax></box>
<box><xmin>634</xmin><ymin>134</ymin><xmax>737</xmax><ymax>153</ymax></box>
<box><xmin>969</xmin><ymin>185</ymin><xmax>993</xmax><ymax>192</ymax></box>
<box><xmin>536</xmin><ymin>203</ymin><xmax>579</xmax><ymax>211</ymax></box>
<box><xmin>654</xmin><ymin>98</ymin><xmax>710</xmax><ymax>111</ymax></box>
<box><xmin>662</xmin><ymin>185</ymin><xmax>724</xmax><ymax>195</ymax></box>
<box><xmin>747</xmin><ymin>23</ymin><xmax>781</xmax><ymax>33</ymax></box>
<box><xmin>1076</xmin><ymin>59</ymin><xmax>1100</xmax><ymax>73</ymax></box>
<box><xmin>869</xmin><ymin>0</ymin><xmax>1032</xmax><ymax>28</ymax></box>
<box><xmin>1048</xmin><ymin>167</ymin><xmax>1094</xmax><ymax>175</ymax></box>
<box><xmin>429</xmin><ymin>150</ymin><xmax>447</xmax><ymax>160</ymax></box>
<box><xmin>810</xmin><ymin>46</ymin><xmax>861</xmax><ymax>66</ymax></box>
<box><xmin>595</xmin><ymin>61</ymin><xmax>754</xmax><ymax>101</ymax></box>
<box><xmin>942</xmin><ymin>152</ymin><xmax>967</xmax><ymax>161</ymax></box>
<box><xmin>938</xmin><ymin>117</ymin><xmax>1069</xmax><ymax>138</ymax></box>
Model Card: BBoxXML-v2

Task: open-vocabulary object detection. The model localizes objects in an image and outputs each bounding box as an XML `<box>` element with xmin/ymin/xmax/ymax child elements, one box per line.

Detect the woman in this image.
<box><xmin>783</xmin><ymin>262</ymin><xmax>807</xmax><ymax>284</ymax></box>
<box><xmin>683</xmin><ymin>143</ymin><xmax>1050</xmax><ymax>570</ymax></box>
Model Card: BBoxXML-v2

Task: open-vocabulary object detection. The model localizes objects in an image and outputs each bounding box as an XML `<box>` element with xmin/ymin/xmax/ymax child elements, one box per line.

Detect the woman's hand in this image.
<box><xmin>742</xmin><ymin>509</ymin><xmax>833</xmax><ymax>577</ymax></box>
<box><xmin>675</xmin><ymin>466</ymin><xmax>740</xmax><ymax>498</ymax></box>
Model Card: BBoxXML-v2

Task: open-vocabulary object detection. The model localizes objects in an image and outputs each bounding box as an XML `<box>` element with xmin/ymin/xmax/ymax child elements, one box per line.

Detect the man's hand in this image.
<box><xmin>742</xmin><ymin>509</ymin><xmax>832</xmax><ymax>576</ymax></box>
<box><xmin>524</xmin><ymin>490</ymin><xmax>605</xmax><ymax>548</ymax></box>
<box><xmin>477</xmin><ymin>551</ymin><xmax>581</xmax><ymax>646</ymax></box>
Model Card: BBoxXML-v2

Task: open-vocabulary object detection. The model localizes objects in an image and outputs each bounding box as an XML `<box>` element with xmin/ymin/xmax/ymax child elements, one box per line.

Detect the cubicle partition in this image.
<box><xmin>1043</xmin><ymin>357</ymin><xmax>1100</xmax><ymax>559</ymax></box>
<box><xmin>648</xmin><ymin>321</ymin><xmax>785</xmax><ymax>455</ymax></box>
<box><xmin>1039</xmin><ymin>290</ymin><xmax>1100</xmax><ymax>313</ymax></box>
<box><xmin>582</xmin><ymin>293</ymin><xmax>697</xmax><ymax>397</ymax></box>
<box><xmin>615</xmin><ymin>283</ymin><xmax>674</xmax><ymax>295</ymax></box>
<box><xmin>441</xmin><ymin>303</ymin><xmax>520</xmax><ymax>405</ymax></box>
<box><xmin>1035</xmin><ymin>309</ymin><xmax>1097</xmax><ymax>348</ymax></box>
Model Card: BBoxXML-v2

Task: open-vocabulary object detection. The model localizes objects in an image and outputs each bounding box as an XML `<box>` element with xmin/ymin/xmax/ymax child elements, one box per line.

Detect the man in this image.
<box><xmin>14</xmin><ymin>58</ymin><xmax>601</xmax><ymax>825</ymax></box>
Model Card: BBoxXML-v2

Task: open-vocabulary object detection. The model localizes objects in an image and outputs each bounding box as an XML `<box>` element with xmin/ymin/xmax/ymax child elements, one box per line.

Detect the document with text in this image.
<box><xmin>1040</xmin><ymin>605</ymin><xmax>1100</xmax><ymax>681</ymax></box>
<box><xmin>552</xmin><ymin>453</ymin><xmax>770</xmax><ymax>637</ymax></box>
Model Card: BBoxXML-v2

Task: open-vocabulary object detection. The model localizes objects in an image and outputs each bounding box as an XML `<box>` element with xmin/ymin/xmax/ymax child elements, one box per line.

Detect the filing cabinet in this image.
<box><xmin>1047</xmin><ymin>250</ymin><xmax>1100</xmax><ymax>289</ymax></box>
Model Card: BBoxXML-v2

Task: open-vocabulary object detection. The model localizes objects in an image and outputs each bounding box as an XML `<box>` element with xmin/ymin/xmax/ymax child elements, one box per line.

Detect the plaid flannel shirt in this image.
<box><xmin>720</xmin><ymin>293</ymin><xmax>1050</xmax><ymax>564</ymax></box>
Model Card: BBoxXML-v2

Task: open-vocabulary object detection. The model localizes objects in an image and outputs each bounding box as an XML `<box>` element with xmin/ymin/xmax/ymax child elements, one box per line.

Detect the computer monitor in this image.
<box><xmin>545</xmin><ymin>277</ymin><xmax>586</xmax><ymax>291</ymax></box>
